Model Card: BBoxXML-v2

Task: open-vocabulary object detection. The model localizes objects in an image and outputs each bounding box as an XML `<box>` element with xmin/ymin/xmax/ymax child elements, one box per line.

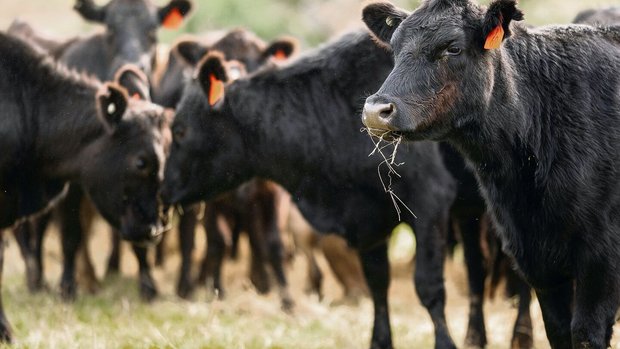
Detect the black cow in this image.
<box><xmin>573</xmin><ymin>6</ymin><xmax>620</xmax><ymax>26</ymax></box>
<box><xmin>162</xmin><ymin>31</ymin><xmax>457</xmax><ymax>349</ymax></box>
<box><xmin>0</xmin><ymin>33</ymin><xmax>170</xmax><ymax>342</ymax></box>
<box><xmin>362</xmin><ymin>0</ymin><xmax>620</xmax><ymax>347</ymax></box>
<box><xmin>153</xmin><ymin>28</ymin><xmax>297</xmax><ymax>305</ymax></box>
<box><xmin>11</xmin><ymin>0</ymin><xmax>191</xmax><ymax>301</ymax></box>
<box><xmin>62</xmin><ymin>0</ymin><xmax>192</xmax><ymax>80</ymax></box>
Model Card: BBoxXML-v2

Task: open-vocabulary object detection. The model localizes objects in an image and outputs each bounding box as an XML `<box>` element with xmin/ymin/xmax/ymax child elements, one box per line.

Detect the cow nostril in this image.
<box><xmin>379</xmin><ymin>103</ymin><xmax>395</xmax><ymax>119</ymax></box>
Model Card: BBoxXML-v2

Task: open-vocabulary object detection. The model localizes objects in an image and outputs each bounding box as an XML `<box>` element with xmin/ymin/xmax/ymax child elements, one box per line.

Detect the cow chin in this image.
<box><xmin>118</xmin><ymin>207</ymin><xmax>163</xmax><ymax>246</ymax></box>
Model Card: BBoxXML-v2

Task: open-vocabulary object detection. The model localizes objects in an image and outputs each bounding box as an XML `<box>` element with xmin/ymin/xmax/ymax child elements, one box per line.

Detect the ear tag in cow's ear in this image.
<box><xmin>484</xmin><ymin>24</ymin><xmax>504</xmax><ymax>50</ymax></box>
<box><xmin>132</xmin><ymin>93</ymin><xmax>141</xmax><ymax>100</ymax></box>
<box><xmin>208</xmin><ymin>74</ymin><xmax>224</xmax><ymax>106</ymax></box>
<box><xmin>273</xmin><ymin>49</ymin><xmax>287</xmax><ymax>61</ymax></box>
<box><xmin>163</xmin><ymin>8</ymin><xmax>184</xmax><ymax>29</ymax></box>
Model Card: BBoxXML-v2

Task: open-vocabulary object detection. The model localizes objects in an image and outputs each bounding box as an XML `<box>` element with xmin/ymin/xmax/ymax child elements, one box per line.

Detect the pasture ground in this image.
<box><xmin>2</xmin><ymin>219</ymin><xmax>619</xmax><ymax>349</ymax></box>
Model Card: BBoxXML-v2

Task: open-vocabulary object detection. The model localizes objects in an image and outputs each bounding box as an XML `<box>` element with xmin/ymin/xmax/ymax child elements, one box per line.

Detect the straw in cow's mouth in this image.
<box><xmin>362</xmin><ymin>127</ymin><xmax>416</xmax><ymax>221</ymax></box>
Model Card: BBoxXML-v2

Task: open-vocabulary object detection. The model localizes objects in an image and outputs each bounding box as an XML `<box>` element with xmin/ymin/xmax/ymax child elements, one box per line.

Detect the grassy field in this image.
<box><xmin>2</xmin><ymin>0</ymin><xmax>620</xmax><ymax>348</ymax></box>
<box><xmin>1</xmin><ymin>219</ymin><xmax>619</xmax><ymax>349</ymax></box>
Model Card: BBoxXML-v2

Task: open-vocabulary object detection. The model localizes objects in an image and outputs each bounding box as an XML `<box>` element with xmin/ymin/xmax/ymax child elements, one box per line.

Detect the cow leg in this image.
<box><xmin>571</xmin><ymin>261</ymin><xmax>620</xmax><ymax>349</ymax></box>
<box><xmin>251</xmin><ymin>203</ymin><xmax>293</xmax><ymax>312</ymax></box>
<box><xmin>58</xmin><ymin>185</ymin><xmax>84</xmax><ymax>301</ymax></box>
<box><xmin>13</xmin><ymin>214</ymin><xmax>49</xmax><ymax>293</ymax></box>
<box><xmin>106</xmin><ymin>232</ymin><xmax>121</xmax><ymax>276</ymax></box>
<box><xmin>177</xmin><ymin>205</ymin><xmax>198</xmax><ymax>299</ymax></box>
<box><xmin>510</xmin><ymin>274</ymin><xmax>533</xmax><ymax>349</ymax></box>
<box><xmin>360</xmin><ymin>242</ymin><xmax>392</xmax><ymax>349</ymax></box>
<box><xmin>458</xmin><ymin>215</ymin><xmax>487</xmax><ymax>348</ymax></box>
<box><xmin>154</xmin><ymin>231</ymin><xmax>167</xmax><ymax>267</ymax></box>
<box><xmin>297</xmin><ymin>230</ymin><xmax>323</xmax><ymax>299</ymax></box>
<box><xmin>75</xmin><ymin>237</ymin><xmax>101</xmax><ymax>295</ymax></box>
<box><xmin>411</xmin><ymin>216</ymin><xmax>455</xmax><ymax>349</ymax></box>
<box><xmin>535</xmin><ymin>282</ymin><xmax>573</xmax><ymax>349</ymax></box>
<box><xmin>200</xmin><ymin>204</ymin><xmax>228</xmax><ymax>299</ymax></box>
<box><xmin>320</xmin><ymin>235</ymin><xmax>367</xmax><ymax>304</ymax></box>
<box><xmin>132</xmin><ymin>244</ymin><xmax>158</xmax><ymax>302</ymax></box>
<box><xmin>0</xmin><ymin>236</ymin><xmax>12</xmax><ymax>342</ymax></box>
<box><xmin>247</xmin><ymin>228</ymin><xmax>270</xmax><ymax>295</ymax></box>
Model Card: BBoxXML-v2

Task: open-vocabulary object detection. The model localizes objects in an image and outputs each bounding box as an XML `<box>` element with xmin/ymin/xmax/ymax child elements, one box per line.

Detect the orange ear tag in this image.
<box><xmin>484</xmin><ymin>24</ymin><xmax>504</xmax><ymax>50</ymax></box>
<box><xmin>273</xmin><ymin>49</ymin><xmax>287</xmax><ymax>61</ymax></box>
<box><xmin>208</xmin><ymin>74</ymin><xmax>224</xmax><ymax>106</ymax></box>
<box><xmin>163</xmin><ymin>8</ymin><xmax>184</xmax><ymax>29</ymax></box>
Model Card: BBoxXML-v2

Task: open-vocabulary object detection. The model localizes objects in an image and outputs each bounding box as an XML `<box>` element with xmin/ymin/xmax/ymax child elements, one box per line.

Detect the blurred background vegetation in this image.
<box><xmin>1</xmin><ymin>0</ymin><xmax>619</xmax><ymax>49</ymax></box>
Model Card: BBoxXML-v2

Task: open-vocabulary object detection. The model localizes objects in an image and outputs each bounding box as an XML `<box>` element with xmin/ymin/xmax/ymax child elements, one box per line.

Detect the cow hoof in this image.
<box><xmin>511</xmin><ymin>327</ymin><xmax>533</xmax><ymax>349</ymax></box>
<box><xmin>464</xmin><ymin>327</ymin><xmax>487</xmax><ymax>348</ymax></box>
<box><xmin>0</xmin><ymin>321</ymin><xmax>12</xmax><ymax>343</ymax></box>
<box><xmin>281</xmin><ymin>296</ymin><xmax>295</xmax><ymax>313</ymax></box>
<box><xmin>436</xmin><ymin>337</ymin><xmax>457</xmax><ymax>349</ymax></box>
<box><xmin>139</xmin><ymin>275</ymin><xmax>158</xmax><ymax>302</ymax></box>
<box><xmin>60</xmin><ymin>282</ymin><xmax>77</xmax><ymax>302</ymax></box>
<box><xmin>176</xmin><ymin>278</ymin><xmax>194</xmax><ymax>300</ymax></box>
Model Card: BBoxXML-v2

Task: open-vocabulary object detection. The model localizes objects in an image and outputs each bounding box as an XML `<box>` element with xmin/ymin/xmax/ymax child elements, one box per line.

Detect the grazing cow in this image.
<box><xmin>0</xmin><ymin>33</ymin><xmax>170</xmax><ymax>342</ymax></box>
<box><xmin>10</xmin><ymin>0</ymin><xmax>192</xmax><ymax>301</ymax></box>
<box><xmin>153</xmin><ymin>28</ymin><xmax>297</xmax><ymax>304</ymax></box>
<box><xmin>362</xmin><ymin>0</ymin><xmax>620</xmax><ymax>347</ymax></box>
<box><xmin>162</xmin><ymin>32</ymin><xmax>457</xmax><ymax>349</ymax></box>
<box><xmin>573</xmin><ymin>6</ymin><xmax>620</xmax><ymax>26</ymax></box>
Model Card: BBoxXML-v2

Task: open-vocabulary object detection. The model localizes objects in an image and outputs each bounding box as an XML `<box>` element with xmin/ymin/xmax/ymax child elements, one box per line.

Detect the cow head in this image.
<box><xmin>154</xmin><ymin>29</ymin><xmax>297</xmax><ymax>108</ymax></box>
<box><xmin>74</xmin><ymin>0</ymin><xmax>192</xmax><ymax>78</ymax></box>
<box><xmin>82</xmin><ymin>65</ymin><xmax>172</xmax><ymax>244</ymax></box>
<box><xmin>361</xmin><ymin>0</ymin><xmax>523</xmax><ymax>141</ymax></box>
<box><xmin>162</xmin><ymin>52</ymin><xmax>249</xmax><ymax>206</ymax></box>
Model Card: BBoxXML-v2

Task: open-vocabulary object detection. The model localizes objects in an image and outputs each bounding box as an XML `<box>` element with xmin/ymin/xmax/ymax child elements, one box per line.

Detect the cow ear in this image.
<box><xmin>197</xmin><ymin>52</ymin><xmax>229</xmax><ymax>107</ymax></box>
<box><xmin>159</xmin><ymin>0</ymin><xmax>192</xmax><ymax>30</ymax></box>
<box><xmin>114</xmin><ymin>65</ymin><xmax>151</xmax><ymax>101</ymax></box>
<box><xmin>96</xmin><ymin>83</ymin><xmax>128</xmax><ymax>133</ymax></box>
<box><xmin>481</xmin><ymin>0</ymin><xmax>524</xmax><ymax>50</ymax></box>
<box><xmin>262</xmin><ymin>37</ymin><xmax>298</xmax><ymax>62</ymax></box>
<box><xmin>362</xmin><ymin>2</ymin><xmax>409</xmax><ymax>47</ymax></box>
<box><xmin>174</xmin><ymin>39</ymin><xmax>210</xmax><ymax>66</ymax></box>
<box><xmin>74</xmin><ymin>0</ymin><xmax>107</xmax><ymax>23</ymax></box>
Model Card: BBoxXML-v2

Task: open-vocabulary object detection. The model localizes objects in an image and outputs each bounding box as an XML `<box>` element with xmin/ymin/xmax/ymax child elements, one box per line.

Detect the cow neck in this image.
<box><xmin>35</xmin><ymin>69</ymin><xmax>105</xmax><ymax>181</ymax></box>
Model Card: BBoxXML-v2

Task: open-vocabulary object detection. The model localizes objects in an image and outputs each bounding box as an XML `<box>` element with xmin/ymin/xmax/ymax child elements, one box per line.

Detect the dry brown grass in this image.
<box><xmin>2</xmin><ymin>219</ymin><xmax>619</xmax><ymax>348</ymax></box>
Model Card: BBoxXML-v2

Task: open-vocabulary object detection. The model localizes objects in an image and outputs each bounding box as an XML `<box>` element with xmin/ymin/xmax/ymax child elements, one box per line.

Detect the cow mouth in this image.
<box><xmin>365</xmin><ymin>127</ymin><xmax>403</xmax><ymax>141</ymax></box>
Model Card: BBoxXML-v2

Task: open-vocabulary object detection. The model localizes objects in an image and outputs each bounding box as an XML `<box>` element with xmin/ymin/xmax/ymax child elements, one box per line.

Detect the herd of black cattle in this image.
<box><xmin>0</xmin><ymin>0</ymin><xmax>619</xmax><ymax>348</ymax></box>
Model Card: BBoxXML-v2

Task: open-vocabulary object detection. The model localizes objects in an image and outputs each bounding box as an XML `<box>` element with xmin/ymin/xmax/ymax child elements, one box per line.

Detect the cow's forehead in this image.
<box><xmin>107</xmin><ymin>0</ymin><xmax>157</xmax><ymax>22</ymax></box>
<box><xmin>392</xmin><ymin>4</ymin><xmax>470</xmax><ymax>51</ymax></box>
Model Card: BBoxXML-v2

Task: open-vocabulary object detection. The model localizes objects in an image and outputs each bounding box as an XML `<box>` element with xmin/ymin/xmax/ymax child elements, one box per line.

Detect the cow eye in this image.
<box><xmin>446</xmin><ymin>46</ymin><xmax>462</xmax><ymax>56</ymax></box>
<box><xmin>135</xmin><ymin>157</ymin><xmax>149</xmax><ymax>171</ymax></box>
<box><xmin>173</xmin><ymin>125</ymin><xmax>186</xmax><ymax>141</ymax></box>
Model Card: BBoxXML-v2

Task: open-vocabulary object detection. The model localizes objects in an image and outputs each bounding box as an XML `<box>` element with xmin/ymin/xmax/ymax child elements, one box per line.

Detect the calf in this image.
<box><xmin>153</xmin><ymin>29</ymin><xmax>297</xmax><ymax>304</ymax></box>
<box><xmin>0</xmin><ymin>33</ymin><xmax>170</xmax><ymax>342</ymax></box>
<box><xmin>162</xmin><ymin>32</ymin><xmax>457</xmax><ymax>349</ymax></box>
<box><xmin>12</xmin><ymin>0</ymin><xmax>191</xmax><ymax>301</ymax></box>
<box><xmin>362</xmin><ymin>0</ymin><xmax>620</xmax><ymax>347</ymax></box>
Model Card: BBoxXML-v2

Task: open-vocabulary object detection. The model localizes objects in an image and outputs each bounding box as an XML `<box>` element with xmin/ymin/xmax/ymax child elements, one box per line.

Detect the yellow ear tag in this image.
<box><xmin>208</xmin><ymin>74</ymin><xmax>224</xmax><ymax>106</ymax></box>
<box><xmin>484</xmin><ymin>24</ymin><xmax>504</xmax><ymax>50</ymax></box>
<box><xmin>163</xmin><ymin>8</ymin><xmax>184</xmax><ymax>29</ymax></box>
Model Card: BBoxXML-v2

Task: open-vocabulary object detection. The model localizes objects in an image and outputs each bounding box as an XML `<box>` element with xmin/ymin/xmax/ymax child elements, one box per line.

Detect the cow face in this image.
<box><xmin>74</xmin><ymin>0</ymin><xmax>191</xmax><ymax>78</ymax></box>
<box><xmin>361</xmin><ymin>0</ymin><xmax>523</xmax><ymax>141</ymax></box>
<box><xmin>82</xmin><ymin>70</ymin><xmax>172</xmax><ymax>244</ymax></box>
<box><xmin>162</xmin><ymin>52</ymin><xmax>249</xmax><ymax>206</ymax></box>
